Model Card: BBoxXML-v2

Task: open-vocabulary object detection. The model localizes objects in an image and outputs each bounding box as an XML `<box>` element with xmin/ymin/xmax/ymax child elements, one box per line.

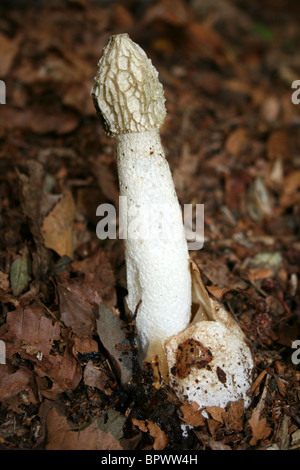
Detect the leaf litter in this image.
<box><xmin>0</xmin><ymin>0</ymin><xmax>299</xmax><ymax>451</ymax></box>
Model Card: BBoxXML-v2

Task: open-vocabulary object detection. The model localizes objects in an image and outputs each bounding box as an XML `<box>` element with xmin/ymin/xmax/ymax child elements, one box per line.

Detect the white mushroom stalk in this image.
<box><xmin>91</xmin><ymin>33</ymin><xmax>254</xmax><ymax>409</ymax></box>
<box><xmin>91</xmin><ymin>33</ymin><xmax>192</xmax><ymax>376</ymax></box>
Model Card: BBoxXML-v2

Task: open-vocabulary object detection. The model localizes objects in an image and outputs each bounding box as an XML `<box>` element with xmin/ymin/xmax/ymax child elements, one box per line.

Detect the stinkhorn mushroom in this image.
<box><xmin>91</xmin><ymin>33</ymin><xmax>192</xmax><ymax>378</ymax></box>
<box><xmin>91</xmin><ymin>33</ymin><xmax>254</xmax><ymax>409</ymax></box>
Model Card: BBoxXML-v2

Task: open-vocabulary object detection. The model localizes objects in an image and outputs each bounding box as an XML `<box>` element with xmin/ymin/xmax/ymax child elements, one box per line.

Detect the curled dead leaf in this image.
<box><xmin>46</xmin><ymin>408</ymin><xmax>123</xmax><ymax>450</ymax></box>
<box><xmin>41</xmin><ymin>189</ymin><xmax>76</xmax><ymax>259</ymax></box>
<box><xmin>132</xmin><ymin>418</ymin><xmax>168</xmax><ymax>450</ymax></box>
<box><xmin>248</xmin><ymin>409</ymin><xmax>272</xmax><ymax>446</ymax></box>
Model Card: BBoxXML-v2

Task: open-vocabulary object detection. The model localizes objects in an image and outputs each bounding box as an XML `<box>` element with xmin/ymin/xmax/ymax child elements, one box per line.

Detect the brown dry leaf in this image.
<box><xmin>173</xmin><ymin>144</ymin><xmax>198</xmax><ymax>196</ymax></box>
<box><xmin>267</xmin><ymin>129</ymin><xmax>290</xmax><ymax>161</ymax></box>
<box><xmin>97</xmin><ymin>304</ymin><xmax>133</xmax><ymax>386</ymax></box>
<box><xmin>206</xmin><ymin>286</ymin><xmax>231</xmax><ymax>300</ymax></box>
<box><xmin>225</xmin><ymin>400</ymin><xmax>245</xmax><ymax>433</ymax></box>
<box><xmin>224</xmin><ymin>170</ymin><xmax>251</xmax><ymax>210</ymax></box>
<box><xmin>34</xmin><ymin>332</ymin><xmax>82</xmax><ymax>397</ymax></box>
<box><xmin>93</xmin><ymin>154</ymin><xmax>119</xmax><ymax>206</ymax></box>
<box><xmin>73</xmin><ymin>336</ymin><xmax>98</xmax><ymax>354</ymax></box>
<box><xmin>57</xmin><ymin>279</ymin><xmax>98</xmax><ymax>337</ymax></box>
<box><xmin>1</xmin><ymin>304</ymin><xmax>81</xmax><ymax>396</ymax></box>
<box><xmin>2</xmin><ymin>107</ymin><xmax>79</xmax><ymax>135</ymax></box>
<box><xmin>0</xmin><ymin>365</ymin><xmax>36</xmax><ymax>403</ymax></box>
<box><xmin>207</xmin><ymin>419</ymin><xmax>222</xmax><ymax>437</ymax></box>
<box><xmin>205</xmin><ymin>406</ymin><xmax>226</xmax><ymax>424</ymax></box>
<box><xmin>147</xmin><ymin>421</ymin><xmax>169</xmax><ymax>450</ymax></box>
<box><xmin>222</xmin><ymin>79</ymin><xmax>253</xmax><ymax>97</ymax></box>
<box><xmin>275</xmin><ymin>376</ymin><xmax>287</xmax><ymax>397</ymax></box>
<box><xmin>248</xmin><ymin>409</ymin><xmax>272</xmax><ymax>446</ymax></box>
<box><xmin>200</xmin><ymin>260</ymin><xmax>230</xmax><ymax>288</ymax></box>
<box><xmin>0</xmin><ymin>270</ymin><xmax>9</xmax><ymax>291</ymax></box>
<box><xmin>71</xmin><ymin>250</ymin><xmax>116</xmax><ymax>307</ymax></box>
<box><xmin>248</xmin><ymin>268</ymin><xmax>273</xmax><ymax>282</ymax></box>
<box><xmin>83</xmin><ymin>360</ymin><xmax>108</xmax><ymax>392</ymax></box>
<box><xmin>111</xmin><ymin>3</ymin><xmax>134</xmax><ymax>30</ymax></box>
<box><xmin>132</xmin><ymin>418</ymin><xmax>168</xmax><ymax>450</ymax></box>
<box><xmin>77</xmin><ymin>187</ymin><xmax>105</xmax><ymax>226</ymax></box>
<box><xmin>132</xmin><ymin>418</ymin><xmax>148</xmax><ymax>433</ymax></box>
<box><xmin>186</xmin><ymin>21</ymin><xmax>224</xmax><ymax>63</ymax></box>
<box><xmin>279</xmin><ymin>170</ymin><xmax>300</xmax><ymax>209</ymax></box>
<box><xmin>180</xmin><ymin>402</ymin><xmax>206</xmax><ymax>427</ymax></box>
<box><xmin>0</xmin><ymin>33</ymin><xmax>19</xmax><ymax>76</ymax></box>
<box><xmin>41</xmin><ymin>189</ymin><xmax>76</xmax><ymax>258</ymax></box>
<box><xmin>46</xmin><ymin>408</ymin><xmax>123</xmax><ymax>450</ymax></box>
<box><xmin>225</xmin><ymin>127</ymin><xmax>248</xmax><ymax>157</ymax></box>
<box><xmin>63</xmin><ymin>81</ymin><xmax>95</xmax><ymax>116</ymax></box>
<box><xmin>194</xmin><ymin>430</ymin><xmax>232</xmax><ymax>450</ymax></box>
<box><xmin>143</xmin><ymin>0</ymin><xmax>190</xmax><ymax>27</ymax></box>
<box><xmin>2</xmin><ymin>304</ymin><xmax>60</xmax><ymax>358</ymax></box>
<box><xmin>246</xmin><ymin>177</ymin><xmax>273</xmax><ymax>223</ymax></box>
<box><xmin>17</xmin><ymin>160</ymin><xmax>54</xmax><ymax>278</ymax></box>
<box><xmin>250</xmin><ymin>369</ymin><xmax>268</xmax><ymax>395</ymax></box>
<box><xmin>56</xmin><ymin>250</ymin><xmax>116</xmax><ymax>338</ymax></box>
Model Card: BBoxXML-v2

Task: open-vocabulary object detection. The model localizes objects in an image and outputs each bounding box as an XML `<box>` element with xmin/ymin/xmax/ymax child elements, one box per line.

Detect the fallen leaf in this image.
<box><xmin>63</xmin><ymin>81</ymin><xmax>95</xmax><ymax>115</ymax></box>
<box><xmin>200</xmin><ymin>260</ymin><xmax>230</xmax><ymax>287</ymax></box>
<box><xmin>147</xmin><ymin>421</ymin><xmax>169</xmax><ymax>450</ymax></box>
<box><xmin>246</xmin><ymin>177</ymin><xmax>273</xmax><ymax>223</ymax></box>
<box><xmin>205</xmin><ymin>406</ymin><xmax>225</xmax><ymax>423</ymax></box>
<box><xmin>267</xmin><ymin>129</ymin><xmax>290</xmax><ymax>160</ymax></box>
<box><xmin>0</xmin><ymin>33</ymin><xmax>19</xmax><ymax>76</ymax></box>
<box><xmin>56</xmin><ymin>250</ymin><xmax>116</xmax><ymax>337</ymax></box>
<box><xmin>0</xmin><ymin>365</ymin><xmax>36</xmax><ymax>403</ymax></box>
<box><xmin>17</xmin><ymin>160</ymin><xmax>55</xmax><ymax>278</ymax></box>
<box><xmin>9</xmin><ymin>248</ymin><xmax>32</xmax><ymax>296</ymax></box>
<box><xmin>83</xmin><ymin>360</ymin><xmax>108</xmax><ymax>392</ymax></box>
<box><xmin>194</xmin><ymin>430</ymin><xmax>232</xmax><ymax>450</ymax></box>
<box><xmin>132</xmin><ymin>418</ymin><xmax>148</xmax><ymax>433</ymax></box>
<box><xmin>46</xmin><ymin>408</ymin><xmax>123</xmax><ymax>450</ymax></box>
<box><xmin>248</xmin><ymin>268</ymin><xmax>273</xmax><ymax>282</ymax></box>
<box><xmin>97</xmin><ymin>304</ymin><xmax>133</xmax><ymax>386</ymax></box>
<box><xmin>225</xmin><ymin>127</ymin><xmax>248</xmax><ymax>156</ymax></box>
<box><xmin>279</xmin><ymin>170</ymin><xmax>300</xmax><ymax>209</ymax></box>
<box><xmin>0</xmin><ymin>304</ymin><xmax>81</xmax><ymax>396</ymax></box>
<box><xmin>207</xmin><ymin>419</ymin><xmax>222</xmax><ymax>437</ymax></box>
<box><xmin>275</xmin><ymin>375</ymin><xmax>287</xmax><ymax>396</ymax></box>
<box><xmin>251</xmin><ymin>369</ymin><xmax>268</xmax><ymax>394</ymax></box>
<box><xmin>3</xmin><ymin>304</ymin><xmax>60</xmax><ymax>358</ymax></box>
<box><xmin>34</xmin><ymin>332</ymin><xmax>82</xmax><ymax>397</ymax></box>
<box><xmin>0</xmin><ymin>270</ymin><xmax>9</xmax><ymax>291</ymax></box>
<box><xmin>57</xmin><ymin>279</ymin><xmax>98</xmax><ymax>337</ymax></box>
<box><xmin>247</xmin><ymin>252</ymin><xmax>283</xmax><ymax>271</ymax></box>
<box><xmin>225</xmin><ymin>400</ymin><xmax>245</xmax><ymax>433</ymax></box>
<box><xmin>206</xmin><ymin>285</ymin><xmax>231</xmax><ymax>300</ymax></box>
<box><xmin>71</xmin><ymin>250</ymin><xmax>116</xmax><ymax>307</ymax></box>
<box><xmin>143</xmin><ymin>0</ymin><xmax>190</xmax><ymax>27</ymax></box>
<box><xmin>132</xmin><ymin>418</ymin><xmax>168</xmax><ymax>450</ymax></box>
<box><xmin>93</xmin><ymin>154</ymin><xmax>119</xmax><ymax>206</ymax></box>
<box><xmin>97</xmin><ymin>409</ymin><xmax>126</xmax><ymax>441</ymax></box>
<box><xmin>41</xmin><ymin>189</ymin><xmax>76</xmax><ymax>258</ymax></box>
<box><xmin>225</xmin><ymin>170</ymin><xmax>251</xmax><ymax>210</ymax></box>
<box><xmin>180</xmin><ymin>402</ymin><xmax>206</xmax><ymax>427</ymax></box>
<box><xmin>248</xmin><ymin>409</ymin><xmax>272</xmax><ymax>446</ymax></box>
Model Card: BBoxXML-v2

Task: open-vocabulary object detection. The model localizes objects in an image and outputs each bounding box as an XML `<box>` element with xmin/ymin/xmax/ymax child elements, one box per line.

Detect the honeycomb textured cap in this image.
<box><xmin>91</xmin><ymin>33</ymin><xmax>167</xmax><ymax>137</ymax></box>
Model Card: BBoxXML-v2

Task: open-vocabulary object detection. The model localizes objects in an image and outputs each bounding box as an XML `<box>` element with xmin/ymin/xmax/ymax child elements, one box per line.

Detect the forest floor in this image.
<box><xmin>0</xmin><ymin>0</ymin><xmax>299</xmax><ymax>451</ymax></box>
